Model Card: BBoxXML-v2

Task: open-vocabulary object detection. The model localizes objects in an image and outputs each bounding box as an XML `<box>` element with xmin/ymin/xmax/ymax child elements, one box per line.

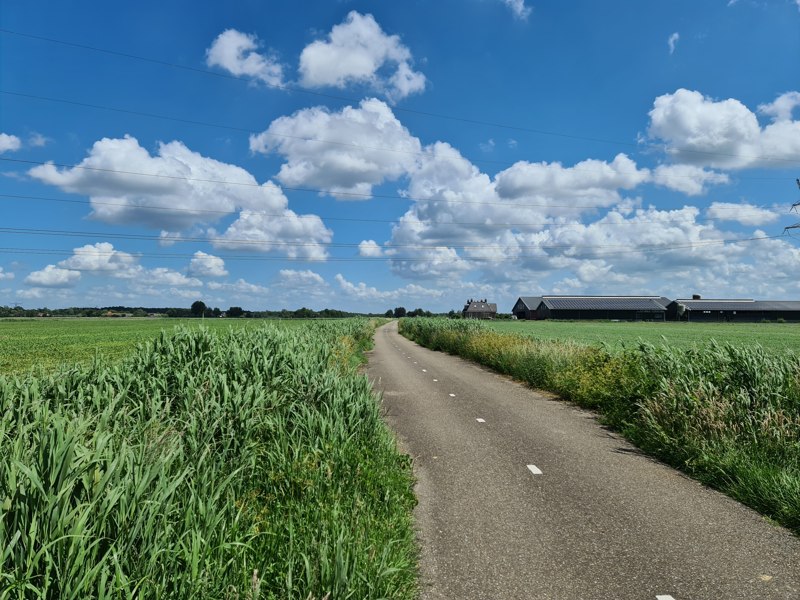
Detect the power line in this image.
<box><xmin>0</xmin><ymin>235</ymin><xmax>783</xmax><ymax>266</ymax></box>
<box><xmin>3</xmin><ymin>27</ymin><xmax>800</xmax><ymax>166</ymax></box>
<box><xmin>0</xmin><ymin>193</ymin><xmax>776</xmax><ymax>228</ymax></box>
<box><xmin>2</xmin><ymin>90</ymin><xmax>795</xmax><ymax>180</ymax></box>
<box><xmin>0</xmin><ymin>227</ymin><xmax>784</xmax><ymax>253</ymax></box>
<box><xmin>0</xmin><ymin>157</ymin><xmax>782</xmax><ymax>212</ymax></box>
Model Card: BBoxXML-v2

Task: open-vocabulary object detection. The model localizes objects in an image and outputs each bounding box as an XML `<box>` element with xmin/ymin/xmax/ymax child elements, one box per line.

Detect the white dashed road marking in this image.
<box><xmin>449</xmin><ymin>393</ymin><xmax>456</xmax><ymax>397</ymax></box>
<box><xmin>433</xmin><ymin>379</ymin><xmax>438</xmax><ymax>382</ymax></box>
<box><xmin>476</xmin><ymin>418</ymin><xmax>486</xmax><ymax>423</ymax></box>
<box><xmin>422</xmin><ymin>369</ymin><xmax>427</xmax><ymax>372</ymax></box>
<box><xmin>527</xmin><ymin>464</ymin><xmax>543</xmax><ymax>475</ymax></box>
<box><xmin>656</xmin><ymin>596</ymin><xmax>676</xmax><ymax>600</ymax></box>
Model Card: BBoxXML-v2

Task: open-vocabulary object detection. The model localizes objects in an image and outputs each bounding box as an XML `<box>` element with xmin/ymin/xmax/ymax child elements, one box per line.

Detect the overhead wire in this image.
<box><xmin>0</xmin><ymin>157</ymin><xmax>782</xmax><ymax>212</ymax></box>
<box><xmin>0</xmin><ymin>193</ymin><xmax>778</xmax><ymax>227</ymax></box>
<box><xmin>2</xmin><ymin>28</ymin><xmax>800</xmax><ymax>166</ymax></box>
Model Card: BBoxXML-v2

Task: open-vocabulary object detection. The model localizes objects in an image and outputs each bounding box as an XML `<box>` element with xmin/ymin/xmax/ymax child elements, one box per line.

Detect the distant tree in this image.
<box><xmin>227</xmin><ymin>306</ymin><xmax>244</xmax><ymax>318</ymax></box>
<box><xmin>212</xmin><ymin>307</ymin><xmax>221</xmax><ymax>318</ymax></box>
<box><xmin>294</xmin><ymin>307</ymin><xmax>315</xmax><ymax>319</ymax></box>
<box><xmin>393</xmin><ymin>306</ymin><xmax>407</xmax><ymax>318</ymax></box>
<box><xmin>384</xmin><ymin>309</ymin><xmax>394</xmax><ymax>318</ymax></box>
<box><xmin>190</xmin><ymin>300</ymin><xmax>206</xmax><ymax>317</ymax></box>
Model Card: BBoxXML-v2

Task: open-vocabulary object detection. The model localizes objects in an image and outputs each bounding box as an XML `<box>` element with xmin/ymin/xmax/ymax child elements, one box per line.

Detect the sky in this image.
<box><xmin>1</xmin><ymin>0</ymin><xmax>800</xmax><ymax>313</ymax></box>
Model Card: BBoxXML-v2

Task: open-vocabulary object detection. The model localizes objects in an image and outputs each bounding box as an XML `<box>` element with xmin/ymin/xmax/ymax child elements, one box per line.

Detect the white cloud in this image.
<box><xmin>479</xmin><ymin>138</ymin><xmax>496</xmax><ymax>153</ymax></box>
<box><xmin>298</xmin><ymin>11</ymin><xmax>426</xmax><ymax>101</ymax></box>
<box><xmin>668</xmin><ymin>32</ymin><xmax>680</xmax><ymax>54</ymax></box>
<box><xmin>495</xmin><ymin>153</ymin><xmax>650</xmax><ymax>205</ymax></box>
<box><xmin>501</xmin><ymin>0</ymin><xmax>532</xmax><ymax>20</ymax></box>
<box><xmin>706</xmin><ymin>202</ymin><xmax>781</xmax><ymax>226</ymax></box>
<box><xmin>28</xmin><ymin>133</ymin><xmax>49</xmax><ymax>147</ymax></box>
<box><xmin>277</xmin><ymin>269</ymin><xmax>325</xmax><ymax>286</ymax></box>
<box><xmin>210</xmin><ymin>182</ymin><xmax>332</xmax><ymax>259</ymax></box>
<box><xmin>207</xmin><ymin>279</ymin><xmax>269</xmax><ymax>295</ymax></box>
<box><xmin>652</xmin><ymin>164</ymin><xmax>729</xmax><ymax>196</ymax></box>
<box><xmin>206</xmin><ymin>29</ymin><xmax>284</xmax><ymax>86</ymax></box>
<box><xmin>0</xmin><ymin>133</ymin><xmax>21</xmax><ymax>154</ymax></box>
<box><xmin>147</xmin><ymin>268</ymin><xmax>202</xmax><ymax>287</ymax></box>
<box><xmin>58</xmin><ymin>242</ymin><xmax>138</xmax><ymax>273</ymax></box>
<box><xmin>359</xmin><ymin>240</ymin><xmax>384</xmax><ymax>257</ymax></box>
<box><xmin>25</xmin><ymin>265</ymin><xmax>81</xmax><ymax>288</ymax></box>
<box><xmin>335</xmin><ymin>274</ymin><xmax>444</xmax><ymax>301</ymax></box>
<box><xmin>251</xmin><ymin>98</ymin><xmax>421</xmax><ymax>198</ymax></box>
<box><xmin>758</xmin><ymin>91</ymin><xmax>800</xmax><ymax>122</ymax></box>
<box><xmin>188</xmin><ymin>251</ymin><xmax>228</xmax><ymax>277</ymax></box>
<box><xmin>648</xmin><ymin>88</ymin><xmax>800</xmax><ymax>169</ymax></box>
<box><xmin>0</xmin><ymin>267</ymin><xmax>14</xmax><ymax>281</ymax></box>
<box><xmin>28</xmin><ymin>135</ymin><xmax>280</xmax><ymax>229</ymax></box>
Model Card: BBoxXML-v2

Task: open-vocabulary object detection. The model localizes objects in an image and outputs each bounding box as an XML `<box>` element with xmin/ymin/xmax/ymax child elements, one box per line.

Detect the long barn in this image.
<box><xmin>512</xmin><ymin>296</ymin><xmax>671</xmax><ymax>321</ymax></box>
<box><xmin>667</xmin><ymin>298</ymin><xmax>800</xmax><ymax>322</ymax></box>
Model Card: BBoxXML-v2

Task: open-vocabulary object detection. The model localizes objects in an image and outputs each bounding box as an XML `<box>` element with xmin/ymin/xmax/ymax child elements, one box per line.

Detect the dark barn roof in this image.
<box><xmin>541</xmin><ymin>296</ymin><xmax>669</xmax><ymax>312</ymax></box>
<box><xmin>676</xmin><ymin>299</ymin><xmax>800</xmax><ymax>312</ymax></box>
<box><xmin>516</xmin><ymin>296</ymin><xmax>543</xmax><ymax>310</ymax></box>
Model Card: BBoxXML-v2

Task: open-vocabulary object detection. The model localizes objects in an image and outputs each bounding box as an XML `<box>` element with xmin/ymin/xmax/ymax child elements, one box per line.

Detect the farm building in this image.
<box><xmin>667</xmin><ymin>298</ymin><xmax>800</xmax><ymax>322</ymax></box>
<box><xmin>512</xmin><ymin>296</ymin><xmax>671</xmax><ymax>321</ymax></box>
<box><xmin>462</xmin><ymin>299</ymin><xmax>497</xmax><ymax>320</ymax></box>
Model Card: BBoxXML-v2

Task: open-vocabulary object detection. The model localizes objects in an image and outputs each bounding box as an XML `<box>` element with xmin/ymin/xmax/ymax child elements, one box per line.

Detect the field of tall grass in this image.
<box><xmin>0</xmin><ymin>321</ymin><xmax>417</xmax><ymax>599</ymax></box>
<box><xmin>400</xmin><ymin>318</ymin><xmax>800</xmax><ymax>534</ymax></box>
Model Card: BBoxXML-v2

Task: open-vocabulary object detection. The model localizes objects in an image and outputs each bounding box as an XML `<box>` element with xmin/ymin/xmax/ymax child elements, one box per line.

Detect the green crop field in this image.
<box><xmin>487</xmin><ymin>320</ymin><xmax>800</xmax><ymax>353</ymax></box>
<box><xmin>0</xmin><ymin>317</ymin><xmax>328</xmax><ymax>374</ymax></box>
<box><xmin>0</xmin><ymin>320</ymin><xmax>416</xmax><ymax>598</ymax></box>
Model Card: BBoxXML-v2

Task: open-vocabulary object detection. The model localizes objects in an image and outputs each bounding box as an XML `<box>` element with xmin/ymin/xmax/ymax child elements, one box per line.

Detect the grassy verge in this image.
<box><xmin>400</xmin><ymin>318</ymin><xmax>800</xmax><ymax>534</ymax></box>
<box><xmin>0</xmin><ymin>320</ymin><xmax>417</xmax><ymax>599</ymax></box>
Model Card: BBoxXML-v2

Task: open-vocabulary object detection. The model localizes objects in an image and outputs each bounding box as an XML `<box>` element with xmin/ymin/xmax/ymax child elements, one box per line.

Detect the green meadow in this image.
<box><xmin>0</xmin><ymin>318</ymin><xmax>317</xmax><ymax>375</ymax></box>
<box><xmin>487</xmin><ymin>319</ymin><xmax>800</xmax><ymax>353</ymax></box>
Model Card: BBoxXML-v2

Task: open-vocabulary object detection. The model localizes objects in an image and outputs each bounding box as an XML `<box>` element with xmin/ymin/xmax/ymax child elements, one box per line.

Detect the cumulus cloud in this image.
<box><xmin>210</xmin><ymin>182</ymin><xmax>332</xmax><ymax>259</ymax></box>
<box><xmin>28</xmin><ymin>135</ymin><xmax>280</xmax><ymax>229</ymax></box>
<box><xmin>358</xmin><ymin>240</ymin><xmax>384</xmax><ymax>257</ymax></box>
<box><xmin>0</xmin><ymin>267</ymin><xmax>14</xmax><ymax>281</ymax></box>
<box><xmin>758</xmin><ymin>91</ymin><xmax>800</xmax><ymax>122</ymax></box>
<box><xmin>495</xmin><ymin>153</ymin><xmax>650</xmax><ymax>205</ymax></box>
<box><xmin>652</xmin><ymin>164</ymin><xmax>729</xmax><ymax>196</ymax></box>
<box><xmin>206</xmin><ymin>29</ymin><xmax>284</xmax><ymax>86</ymax></box>
<box><xmin>501</xmin><ymin>0</ymin><xmax>532</xmax><ymax>20</ymax></box>
<box><xmin>207</xmin><ymin>279</ymin><xmax>269</xmax><ymax>295</ymax></box>
<box><xmin>334</xmin><ymin>274</ymin><xmax>444</xmax><ymax>301</ymax></box>
<box><xmin>298</xmin><ymin>11</ymin><xmax>426</xmax><ymax>101</ymax></box>
<box><xmin>58</xmin><ymin>242</ymin><xmax>138</xmax><ymax>273</ymax></box>
<box><xmin>188</xmin><ymin>251</ymin><xmax>228</xmax><ymax>277</ymax></box>
<box><xmin>648</xmin><ymin>88</ymin><xmax>800</xmax><ymax>169</ymax></box>
<box><xmin>28</xmin><ymin>133</ymin><xmax>49</xmax><ymax>147</ymax></box>
<box><xmin>277</xmin><ymin>269</ymin><xmax>325</xmax><ymax>286</ymax></box>
<box><xmin>706</xmin><ymin>202</ymin><xmax>781</xmax><ymax>226</ymax></box>
<box><xmin>0</xmin><ymin>133</ymin><xmax>21</xmax><ymax>154</ymax></box>
<box><xmin>251</xmin><ymin>98</ymin><xmax>421</xmax><ymax>197</ymax></box>
<box><xmin>668</xmin><ymin>32</ymin><xmax>679</xmax><ymax>54</ymax></box>
<box><xmin>25</xmin><ymin>265</ymin><xmax>81</xmax><ymax>288</ymax></box>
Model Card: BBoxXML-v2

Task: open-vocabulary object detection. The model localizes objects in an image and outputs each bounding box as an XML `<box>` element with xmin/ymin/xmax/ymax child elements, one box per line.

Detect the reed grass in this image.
<box><xmin>400</xmin><ymin>318</ymin><xmax>800</xmax><ymax>534</ymax></box>
<box><xmin>0</xmin><ymin>320</ymin><xmax>416</xmax><ymax>599</ymax></box>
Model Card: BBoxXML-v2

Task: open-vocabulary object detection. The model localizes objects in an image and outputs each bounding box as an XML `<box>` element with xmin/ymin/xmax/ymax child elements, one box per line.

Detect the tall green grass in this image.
<box><xmin>400</xmin><ymin>318</ymin><xmax>800</xmax><ymax>533</ymax></box>
<box><xmin>0</xmin><ymin>321</ymin><xmax>416</xmax><ymax>599</ymax></box>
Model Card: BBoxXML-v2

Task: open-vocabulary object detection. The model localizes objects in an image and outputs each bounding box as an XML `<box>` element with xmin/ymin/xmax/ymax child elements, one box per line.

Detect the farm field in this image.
<box><xmin>487</xmin><ymin>319</ymin><xmax>800</xmax><ymax>353</ymax></box>
<box><xmin>0</xmin><ymin>320</ymin><xmax>416</xmax><ymax>598</ymax></box>
<box><xmin>0</xmin><ymin>317</ymin><xmax>324</xmax><ymax>374</ymax></box>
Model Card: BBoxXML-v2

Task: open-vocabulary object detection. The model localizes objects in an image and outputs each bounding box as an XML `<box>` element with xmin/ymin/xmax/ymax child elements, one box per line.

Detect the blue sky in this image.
<box><xmin>2</xmin><ymin>0</ymin><xmax>800</xmax><ymax>312</ymax></box>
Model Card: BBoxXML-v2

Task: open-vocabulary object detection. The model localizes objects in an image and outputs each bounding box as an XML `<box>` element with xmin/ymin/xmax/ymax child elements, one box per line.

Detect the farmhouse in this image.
<box><xmin>462</xmin><ymin>299</ymin><xmax>497</xmax><ymax>320</ymax></box>
<box><xmin>668</xmin><ymin>298</ymin><xmax>800</xmax><ymax>322</ymax></box>
<box><xmin>512</xmin><ymin>295</ymin><xmax>671</xmax><ymax>321</ymax></box>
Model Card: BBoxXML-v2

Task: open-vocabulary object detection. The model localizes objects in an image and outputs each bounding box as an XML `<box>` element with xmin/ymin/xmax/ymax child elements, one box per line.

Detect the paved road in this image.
<box><xmin>365</xmin><ymin>322</ymin><xmax>800</xmax><ymax>600</ymax></box>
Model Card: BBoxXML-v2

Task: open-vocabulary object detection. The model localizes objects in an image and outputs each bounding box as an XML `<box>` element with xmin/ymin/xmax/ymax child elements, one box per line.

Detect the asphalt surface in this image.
<box><xmin>365</xmin><ymin>321</ymin><xmax>800</xmax><ymax>600</ymax></box>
